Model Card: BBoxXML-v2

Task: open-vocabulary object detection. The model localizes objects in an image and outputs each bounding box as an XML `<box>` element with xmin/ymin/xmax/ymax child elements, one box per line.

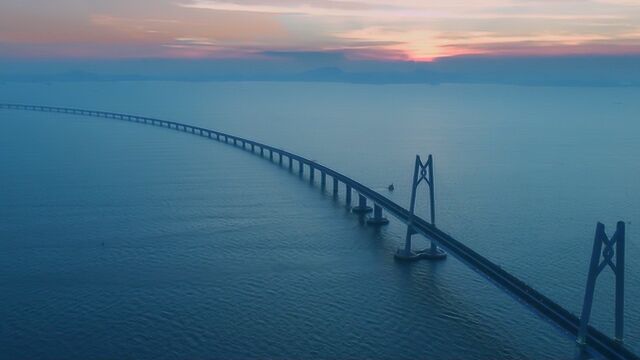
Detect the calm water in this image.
<box><xmin>1</xmin><ymin>82</ymin><xmax>639</xmax><ymax>359</ymax></box>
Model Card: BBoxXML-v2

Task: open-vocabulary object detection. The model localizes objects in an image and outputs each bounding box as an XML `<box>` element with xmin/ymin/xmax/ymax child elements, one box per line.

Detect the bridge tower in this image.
<box><xmin>395</xmin><ymin>155</ymin><xmax>446</xmax><ymax>261</ymax></box>
<box><xmin>577</xmin><ymin>221</ymin><xmax>626</xmax><ymax>346</ymax></box>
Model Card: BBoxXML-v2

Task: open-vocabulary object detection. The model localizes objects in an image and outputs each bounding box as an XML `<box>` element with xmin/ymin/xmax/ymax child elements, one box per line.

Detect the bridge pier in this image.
<box><xmin>289</xmin><ymin>157</ymin><xmax>293</xmax><ymax>171</ymax></box>
<box><xmin>577</xmin><ymin>222</ymin><xmax>626</xmax><ymax>346</ymax></box>
<box><xmin>260</xmin><ymin>147</ymin><xmax>264</xmax><ymax>157</ymax></box>
<box><xmin>298</xmin><ymin>161</ymin><xmax>304</xmax><ymax>176</ymax></box>
<box><xmin>395</xmin><ymin>155</ymin><xmax>446</xmax><ymax>261</ymax></box>
<box><xmin>279</xmin><ymin>153</ymin><xmax>283</xmax><ymax>165</ymax></box>
<box><xmin>366</xmin><ymin>204</ymin><xmax>389</xmax><ymax>225</ymax></box>
<box><xmin>351</xmin><ymin>194</ymin><xmax>372</xmax><ymax>213</ymax></box>
<box><xmin>333</xmin><ymin>178</ymin><xmax>339</xmax><ymax>197</ymax></box>
<box><xmin>309</xmin><ymin>166</ymin><xmax>315</xmax><ymax>183</ymax></box>
<box><xmin>270</xmin><ymin>150</ymin><xmax>274</xmax><ymax>161</ymax></box>
<box><xmin>321</xmin><ymin>172</ymin><xmax>326</xmax><ymax>190</ymax></box>
<box><xmin>346</xmin><ymin>185</ymin><xmax>352</xmax><ymax>206</ymax></box>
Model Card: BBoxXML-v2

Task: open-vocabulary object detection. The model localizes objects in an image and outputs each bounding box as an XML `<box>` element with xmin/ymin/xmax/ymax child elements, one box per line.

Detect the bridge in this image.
<box><xmin>1</xmin><ymin>103</ymin><xmax>636</xmax><ymax>360</ymax></box>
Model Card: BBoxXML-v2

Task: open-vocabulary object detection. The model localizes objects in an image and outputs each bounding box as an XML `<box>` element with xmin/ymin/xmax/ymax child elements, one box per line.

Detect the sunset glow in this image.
<box><xmin>2</xmin><ymin>0</ymin><xmax>640</xmax><ymax>60</ymax></box>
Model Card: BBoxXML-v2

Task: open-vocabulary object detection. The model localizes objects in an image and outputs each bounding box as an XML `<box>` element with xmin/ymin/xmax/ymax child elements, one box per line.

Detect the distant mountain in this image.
<box><xmin>1</xmin><ymin>54</ymin><xmax>639</xmax><ymax>86</ymax></box>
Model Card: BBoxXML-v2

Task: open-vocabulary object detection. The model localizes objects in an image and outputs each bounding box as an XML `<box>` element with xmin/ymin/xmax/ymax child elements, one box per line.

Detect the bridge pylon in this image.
<box><xmin>395</xmin><ymin>154</ymin><xmax>446</xmax><ymax>261</ymax></box>
<box><xmin>577</xmin><ymin>221</ymin><xmax>626</xmax><ymax>346</ymax></box>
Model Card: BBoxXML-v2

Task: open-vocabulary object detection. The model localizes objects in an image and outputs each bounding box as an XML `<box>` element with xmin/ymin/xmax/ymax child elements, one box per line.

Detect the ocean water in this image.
<box><xmin>1</xmin><ymin>82</ymin><xmax>639</xmax><ymax>359</ymax></box>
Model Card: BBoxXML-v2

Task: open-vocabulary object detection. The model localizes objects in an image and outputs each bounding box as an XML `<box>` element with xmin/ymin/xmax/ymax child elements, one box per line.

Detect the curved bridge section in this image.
<box><xmin>1</xmin><ymin>103</ymin><xmax>637</xmax><ymax>360</ymax></box>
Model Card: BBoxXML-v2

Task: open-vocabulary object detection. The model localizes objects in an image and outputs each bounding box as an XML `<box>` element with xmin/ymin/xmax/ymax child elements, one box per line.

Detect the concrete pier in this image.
<box><xmin>366</xmin><ymin>204</ymin><xmax>389</xmax><ymax>225</ymax></box>
<box><xmin>351</xmin><ymin>194</ymin><xmax>372</xmax><ymax>213</ymax></box>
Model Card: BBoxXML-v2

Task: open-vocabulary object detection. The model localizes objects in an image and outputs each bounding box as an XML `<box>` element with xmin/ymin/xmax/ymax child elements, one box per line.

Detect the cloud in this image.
<box><xmin>178</xmin><ymin>0</ymin><xmax>629</xmax><ymax>20</ymax></box>
<box><xmin>1</xmin><ymin>0</ymin><xmax>639</xmax><ymax>59</ymax></box>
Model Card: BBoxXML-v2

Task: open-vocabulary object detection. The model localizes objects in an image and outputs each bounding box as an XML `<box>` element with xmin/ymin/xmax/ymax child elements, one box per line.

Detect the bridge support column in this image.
<box><xmin>333</xmin><ymin>178</ymin><xmax>339</xmax><ymax>197</ymax></box>
<box><xmin>260</xmin><ymin>147</ymin><xmax>264</xmax><ymax>157</ymax></box>
<box><xmin>251</xmin><ymin>143</ymin><xmax>255</xmax><ymax>152</ymax></box>
<box><xmin>279</xmin><ymin>153</ymin><xmax>283</xmax><ymax>165</ymax></box>
<box><xmin>577</xmin><ymin>221</ymin><xmax>626</xmax><ymax>346</ymax></box>
<box><xmin>346</xmin><ymin>185</ymin><xmax>352</xmax><ymax>206</ymax></box>
<box><xmin>298</xmin><ymin>161</ymin><xmax>304</xmax><ymax>176</ymax></box>
<box><xmin>321</xmin><ymin>172</ymin><xmax>326</xmax><ymax>189</ymax></box>
<box><xmin>289</xmin><ymin>157</ymin><xmax>293</xmax><ymax>171</ymax></box>
<box><xmin>396</xmin><ymin>155</ymin><xmax>446</xmax><ymax>261</ymax></box>
<box><xmin>367</xmin><ymin>204</ymin><xmax>389</xmax><ymax>225</ymax></box>
<box><xmin>309</xmin><ymin>166</ymin><xmax>315</xmax><ymax>183</ymax></box>
<box><xmin>270</xmin><ymin>150</ymin><xmax>273</xmax><ymax>161</ymax></box>
<box><xmin>351</xmin><ymin>194</ymin><xmax>372</xmax><ymax>213</ymax></box>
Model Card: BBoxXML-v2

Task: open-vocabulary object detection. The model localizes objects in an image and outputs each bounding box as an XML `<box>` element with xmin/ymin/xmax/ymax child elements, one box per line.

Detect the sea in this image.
<box><xmin>1</xmin><ymin>81</ymin><xmax>639</xmax><ymax>359</ymax></box>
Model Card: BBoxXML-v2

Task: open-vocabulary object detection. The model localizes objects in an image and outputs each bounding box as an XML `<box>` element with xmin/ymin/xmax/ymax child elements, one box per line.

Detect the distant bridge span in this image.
<box><xmin>1</xmin><ymin>103</ymin><xmax>637</xmax><ymax>360</ymax></box>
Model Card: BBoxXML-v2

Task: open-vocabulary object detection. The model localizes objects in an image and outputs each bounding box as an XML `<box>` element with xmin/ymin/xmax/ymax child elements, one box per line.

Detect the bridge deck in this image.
<box><xmin>1</xmin><ymin>103</ymin><xmax>637</xmax><ymax>360</ymax></box>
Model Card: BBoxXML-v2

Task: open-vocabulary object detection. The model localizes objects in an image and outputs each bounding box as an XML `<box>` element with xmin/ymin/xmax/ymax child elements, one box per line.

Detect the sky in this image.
<box><xmin>2</xmin><ymin>0</ymin><xmax>640</xmax><ymax>61</ymax></box>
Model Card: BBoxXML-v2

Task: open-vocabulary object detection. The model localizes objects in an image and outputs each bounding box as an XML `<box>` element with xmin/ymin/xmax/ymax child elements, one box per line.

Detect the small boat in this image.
<box><xmin>388</xmin><ymin>184</ymin><xmax>395</xmax><ymax>191</ymax></box>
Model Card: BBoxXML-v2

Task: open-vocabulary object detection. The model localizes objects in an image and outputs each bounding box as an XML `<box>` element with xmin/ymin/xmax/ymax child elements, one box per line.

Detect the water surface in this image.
<box><xmin>1</xmin><ymin>82</ymin><xmax>639</xmax><ymax>359</ymax></box>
